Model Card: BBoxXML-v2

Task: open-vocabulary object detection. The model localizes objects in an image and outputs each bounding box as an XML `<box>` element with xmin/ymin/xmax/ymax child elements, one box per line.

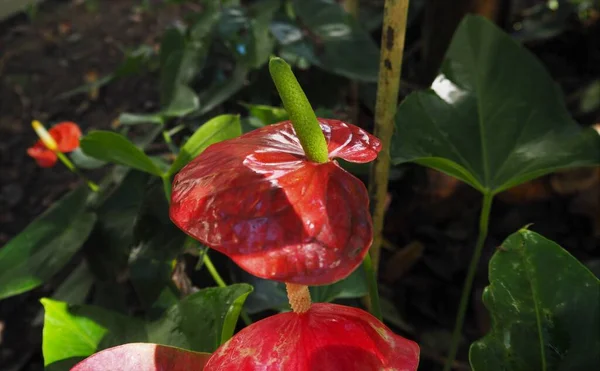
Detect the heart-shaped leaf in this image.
<box><xmin>391</xmin><ymin>15</ymin><xmax>600</xmax><ymax>194</ymax></box>
<box><xmin>169</xmin><ymin>114</ymin><xmax>242</xmax><ymax>176</ymax></box>
<box><xmin>469</xmin><ymin>229</ymin><xmax>600</xmax><ymax>371</ymax></box>
<box><xmin>41</xmin><ymin>284</ymin><xmax>253</xmax><ymax>368</ymax></box>
<box><xmin>0</xmin><ymin>187</ymin><xmax>95</xmax><ymax>300</ymax></box>
<box><xmin>81</xmin><ymin>131</ymin><xmax>163</xmax><ymax>176</ymax></box>
<box><xmin>71</xmin><ymin>343</ymin><xmax>211</xmax><ymax>371</ymax></box>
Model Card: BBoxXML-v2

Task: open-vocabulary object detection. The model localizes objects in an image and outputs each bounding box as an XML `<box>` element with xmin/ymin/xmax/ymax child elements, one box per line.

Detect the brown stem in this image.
<box><xmin>368</xmin><ymin>0</ymin><xmax>410</xmax><ymax>272</ymax></box>
<box><xmin>285</xmin><ymin>283</ymin><xmax>311</xmax><ymax>313</ymax></box>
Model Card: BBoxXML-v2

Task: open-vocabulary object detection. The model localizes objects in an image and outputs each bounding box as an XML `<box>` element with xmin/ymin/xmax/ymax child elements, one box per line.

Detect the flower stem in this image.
<box><xmin>285</xmin><ymin>283</ymin><xmax>312</xmax><ymax>314</ymax></box>
<box><xmin>161</xmin><ymin>174</ymin><xmax>172</xmax><ymax>201</ymax></box>
<box><xmin>363</xmin><ymin>253</ymin><xmax>382</xmax><ymax>321</ymax></box>
<box><xmin>368</xmin><ymin>0</ymin><xmax>410</xmax><ymax>272</ymax></box>
<box><xmin>269</xmin><ymin>57</ymin><xmax>328</xmax><ymax>163</ymax></box>
<box><xmin>443</xmin><ymin>192</ymin><xmax>494</xmax><ymax>371</ymax></box>
<box><xmin>56</xmin><ymin>152</ymin><xmax>99</xmax><ymax>192</ymax></box>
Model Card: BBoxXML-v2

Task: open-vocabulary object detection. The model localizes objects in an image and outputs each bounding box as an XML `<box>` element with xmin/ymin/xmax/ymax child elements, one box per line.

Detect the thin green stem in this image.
<box><xmin>161</xmin><ymin>174</ymin><xmax>172</xmax><ymax>201</ymax></box>
<box><xmin>203</xmin><ymin>253</ymin><xmax>227</xmax><ymax>287</ymax></box>
<box><xmin>368</xmin><ymin>0</ymin><xmax>410</xmax><ymax>271</ymax></box>
<box><xmin>444</xmin><ymin>192</ymin><xmax>494</xmax><ymax>371</ymax></box>
<box><xmin>269</xmin><ymin>57</ymin><xmax>328</xmax><ymax>163</ymax></box>
<box><xmin>363</xmin><ymin>253</ymin><xmax>382</xmax><ymax>321</ymax></box>
<box><xmin>203</xmin><ymin>251</ymin><xmax>252</xmax><ymax>326</ymax></box>
<box><xmin>56</xmin><ymin>152</ymin><xmax>99</xmax><ymax>192</ymax></box>
<box><xmin>162</xmin><ymin>130</ymin><xmax>179</xmax><ymax>155</ymax></box>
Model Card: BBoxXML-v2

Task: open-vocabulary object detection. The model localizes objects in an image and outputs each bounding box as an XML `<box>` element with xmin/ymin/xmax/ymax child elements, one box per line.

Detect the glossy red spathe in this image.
<box><xmin>27</xmin><ymin>121</ymin><xmax>82</xmax><ymax>168</ymax></box>
<box><xmin>70</xmin><ymin>343</ymin><xmax>211</xmax><ymax>371</ymax></box>
<box><xmin>170</xmin><ymin>119</ymin><xmax>381</xmax><ymax>285</ymax></box>
<box><xmin>204</xmin><ymin>302</ymin><xmax>420</xmax><ymax>371</ymax></box>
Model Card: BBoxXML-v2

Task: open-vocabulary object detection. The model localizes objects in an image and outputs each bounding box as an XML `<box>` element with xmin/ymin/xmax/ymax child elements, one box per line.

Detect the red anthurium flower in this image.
<box><xmin>204</xmin><ymin>303</ymin><xmax>420</xmax><ymax>370</ymax></box>
<box><xmin>27</xmin><ymin>121</ymin><xmax>82</xmax><ymax>168</ymax></box>
<box><xmin>170</xmin><ymin>119</ymin><xmax>382</xmax><ymax>285</ymax></box>
<box><xmin>71</xmin><ymin>343</ymin><xmax>211</xmax><ymax>371</ymax></box>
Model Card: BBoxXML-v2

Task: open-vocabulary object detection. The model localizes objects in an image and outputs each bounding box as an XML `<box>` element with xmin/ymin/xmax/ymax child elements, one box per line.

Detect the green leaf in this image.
<box><xmin>0</xmin><ymin>188</ymin><xmax>96</xmax><ymax>300</ymax></box>
<box><xmin>169</xmin><ymin>114</ymin><xmax>242</xmax><ymax>175</ymax></box>
<box><xmin>81</xmin><ymin>131</ymin><xmax>163</xmax><ymax>176</ymax></box>
<box><xmin>242</xmin><ymin>103</ymin><xmax>289</xmax><ymax>125</ymax></box>
<box><xmin>118</xmin><ymin>112</ymin><xmax>165</xmax><ymax>126</ymax></box>
<box><xmin>41</xmin><ymin>298</ymin><xmax>147</xmax><ymax>369</ymax></box>
<box><xmin>147</xmin><ymin>283</ymin><xmax>253</xmax><ymax>352</ymax></box>
<box><xmin>391</xmin><ymin>15</ymin><xmax>600</xmax><ymax>194</ymax></box>
<box><xmin>42</xmin><ymin>284</ymin><xmax>252</xmax><ymax>367</ymax></box>
<box><xmin>129</xmin><ymin>181</ymin><xmax>184</xmax><ymax>313</ymax></box>
<box><xmin>159</xmin><ymin>8</ymin><xmax>219</xmax><ymax>117</ymax></box>
<box><xmin>469</xmin><ymin>229</ymin><xmax>600</xmax><ymax>371</ymax></box>
<box><xmin>196</xmin><ymin>64</ymin><xmax>249</xmax><ymax>116</ymax></box>
<box><xmin>286</xmin><ymin>0</ymin><xmax>380</xmax><ymax>82</ymax></box>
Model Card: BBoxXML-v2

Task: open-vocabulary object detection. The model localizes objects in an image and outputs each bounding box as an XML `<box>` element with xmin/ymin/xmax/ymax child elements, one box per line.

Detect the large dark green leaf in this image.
<box><xmin>391</xmin><ymin>15</ymin><xmax>600</xmax><ymax>194</ymax></box>
<box><xmin>282</xmin><ymin>0</ymin><xmax>380</xmax><ymax>82</ymax></box>
<box><xmin>470</xmin><ymin>229</ymin><xmax>600</xmax><ymax>370</ymax></box>
<box><xmin>81</xmin><ymin>131</ymin><xmax>163</xmax><ymax>176</ymax></box>
<box><xmin>169</xmin><ymin>114</ymin><xmax>242</xmax><ymax>175</ymax></box>
<box><xmin>0</xmin><ymin>188</ymin><xmax>95</xmax><ymax>300</ymax></box>
<box><xmin>129</xmin><ymin>181</ymin><xmax>184</xmax><ymax>313</ymax></box>
<box><xmin>147</xmin><ymin>284</ymin><xmax>253</xmax><ymax>352</ymax></box>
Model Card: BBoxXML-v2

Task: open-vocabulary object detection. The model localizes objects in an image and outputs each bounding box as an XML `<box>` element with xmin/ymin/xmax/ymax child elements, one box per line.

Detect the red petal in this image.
<box><xmin>71</xmin><ymin>343</ymin><xmax>211</xmax><ymax>371</ymax></box>
<box><xmin>170</xmin><ymin>120</ymin><xmax>380</xmax><ymax>285</ymax></box>
<box><xmin>27</xmin><ymin>143</ymin><xmax>58</xmax><ymax>167</ymax></box>
<box><xmin>50</xmin><ymin>121</ymin><xmax>82</xmax><ymax>152</ymax></box>
<box><xmin>205</xmin><ymin>303</ymin><xmax>420</xmax><ymax>371</ymax></box>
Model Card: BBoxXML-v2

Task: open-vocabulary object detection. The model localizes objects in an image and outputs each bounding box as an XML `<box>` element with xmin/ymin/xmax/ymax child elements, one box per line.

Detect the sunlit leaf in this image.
<box><xmin>169</xmin><ymin>114</ymin><xmax>242</xmax><ymax>175</ymax></box>
<box><xmin>391</xmin><ymin>15</ymin><xmax>600</xmax><ymax>194</ymax></box>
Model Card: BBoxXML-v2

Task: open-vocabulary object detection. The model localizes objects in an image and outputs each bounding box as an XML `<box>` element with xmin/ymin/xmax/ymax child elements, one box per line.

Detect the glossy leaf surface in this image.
<box><xmin>170</xmin><ymin>119</ymin><xmax>381</xmax><ymax>285</ymax></box>
<box><xmin>147</xmin><ymin>283</ymin><xmax>253</xmax><ymax>352</ymax></box>
<box><xmin>205</xmin><ymin>303</ymin><xmax>420</xmax><ymax>370</ymax></box>
<box><xmin>391</xmin><ymin>15</ymin><xmax>600</xmax><ymax>193</ymax></box>
<box><xmin>71</xmin><ymin>343</ymin><xmax>211</xmax><ymax>371</ymax></box>
<box><xmin>80</xmin><ymin>131</ymin><xmax>163</xmax><ymax>176</ymax></box>
<box><xmin>469</xmin><ymin>229</ymin><xmax>600</xmax><ymax>371</ymax></box>
<box><xmin>169</xmin><ymin>114</ymin><xmax>242</xmax><ymax>175</ymax></box>
<box><xmin>41</xmin><ymin>284</ymin><xmax>252</xmax><ymax>368</ymax></box>
<box><xmin>0</xmin><ymin>188</ymin><xmax>95</xmax><ymax>300</ymax></box>
<box><xmin>42</xmin><ymin>298</ymin><xmax>147</xmax><ymax>369</ymax></box>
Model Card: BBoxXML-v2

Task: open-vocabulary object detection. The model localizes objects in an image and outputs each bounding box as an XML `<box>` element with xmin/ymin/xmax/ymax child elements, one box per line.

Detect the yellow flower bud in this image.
<box><xmin>32</xmin><ymin>120</ymin><xmax>58</xmax><ymax>151</ymax></box>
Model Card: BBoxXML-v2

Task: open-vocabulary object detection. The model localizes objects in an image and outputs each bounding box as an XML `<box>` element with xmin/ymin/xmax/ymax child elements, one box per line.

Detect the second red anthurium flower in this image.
<box><xmin>27</xmin><ymin>121</ymin><xmax>82</xmax><ymax>168</ymax></box>
<box><xmin>170</xmin><ymin>119</ymin><xmax>382</xmax><ymax>285</ymax></box>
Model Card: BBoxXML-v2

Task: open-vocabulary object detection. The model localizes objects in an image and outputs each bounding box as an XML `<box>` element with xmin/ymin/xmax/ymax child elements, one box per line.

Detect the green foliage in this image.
<box><xmin>0</xmin><ymin>188</ymin><xmax>95</xmax><ymax>300</ymax></box>
<box><xmin>470</xmin><ymin>229</ymin><xmax>600</xmax><ymax>371</ymax></box>
<box><xmin>391</xmin><ymin>16</ymin><xmax>600</xmax><ymax>194</ymax></box>
<box><xmin>80</xmin><ymin>131</ymin><xmax>164</xmax><ymax>176</ymax></box>
<box><xmin>42</xmin><ymin>284</ymin><xmax>252</xmax><ymax>368</ymax></box>
<box><xmin>169</xmin><ymin>114</ymin><xmax>242</xmax><ymax>175</ymax></box>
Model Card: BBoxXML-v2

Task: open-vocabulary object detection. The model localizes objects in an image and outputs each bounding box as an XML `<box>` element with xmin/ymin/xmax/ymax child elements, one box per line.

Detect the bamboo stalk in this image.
<box><xmin>368</xmin><ymin>0</ymin><xmax>410</xmax><ymax>271</ymax></box>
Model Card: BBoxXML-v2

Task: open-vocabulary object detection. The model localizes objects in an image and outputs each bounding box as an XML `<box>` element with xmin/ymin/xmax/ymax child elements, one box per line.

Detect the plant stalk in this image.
<box><xmin>285</xmin><ymin>283</ymin><xmax>312</xmax><ymax>314</ymax></box>
<box><xmin>443</xmin><ymin>192</ymin><xmax>494</xmax><ymax>371</ymax></box>
<box><xmin>363</xmin><ymin>253</ymin><xmax>382</xmax><ymax>321</ymax></box>
<box><xmin>368</xmin><ymin>0</ymin><xmax>410</xmax><ymax>271</ymax></box>
<box><xmin>269</xmin><ymin>57</ymin><xmax>328</xmax><ymax>163</ymax></box>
